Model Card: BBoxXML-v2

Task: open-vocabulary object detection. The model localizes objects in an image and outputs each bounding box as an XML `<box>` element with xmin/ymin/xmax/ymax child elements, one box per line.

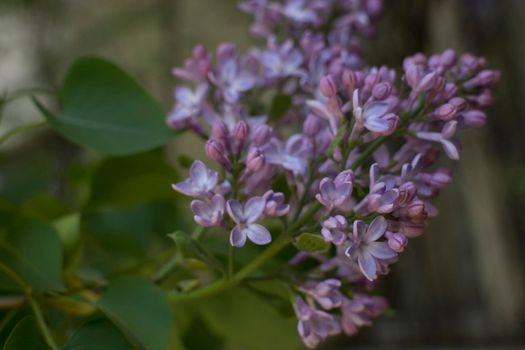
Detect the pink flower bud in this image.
<box><xmin>407</xmin><ymin>199</ymin><xmax>426</xmax><ymax>218</ymax></box>
<box><xmin>385</xmin><ymin>231</ymin><xmax>408</xmax><ymax>252</ymax></box>
<box><xmin>431</xmin><ymin>168</ymin><xmax>452</xmax><ymax>188</ymax></box>
<box><xmin>320</xmin><ymin>75</ymin><xmax>337</xmax><ymax>97</ymax></box>
<box><xmin>246</xmin><ymin>147</ymin><xmax>265</xmax><ymax>173</ymax></box>
<box><xmin>405</xmin><ymin>66</ymin><xmax>420</xmax><ymax>90</ymax></box>
<box><xmin>253</xmin><ymin>124</ymin><xmax>272</xmax><ymax>146</ymax></box>
<box><xmin>217</xmin><ymin>42</ymin><xmax>236</xmax><ymax>60</ymax></box>
<box><xmin>303</xmin><ymin>115</ymin><xmax>322</xmax><ymax>137</ymax></box>
<box><xmin>192</xmin><ymin>45</ymin><xmax>208</xmax><ymax>60</ymax></box>
<box><xmin>439</xmin><ymin>49</ymin><xmax>456</xmax><ymax>68</ymax></box>
<box><xmin>233</xmin><ymin>120</ymin><xmax>249</xmax><ymax>154</ymax></box>
<box><xmin>434</xmin><ymin>103</ymin><xmax>457</xmax><ymax>121</ymax></box>
<box><xmin>372</xmin><ymin>82</ymin><xmax>392</xmax><ymax>100</ymax></box>
<box><xmin>449</xmin><ymin>97</ymin><xmax>467</xmax><ymax>112</ymax></box>
<box><xmin>416</xmin><ymin>71</ymin><xmax>437</xmax><ymax>92</ymax></box>
<box><xmin>462</xmin><ymin>110</ymin><xmax>486</xmax><ymax>128</ymax></box>
<box><xmin>205</xmin><ymin>139</ymin><xmax>231</xmax><ymax>170</ymax></box>
<box><xmin>343</xmin><ymin>70</ymin><xmax>357</xmax><ymax>92</ymax></box>
<box><xmin>211</xmin><ymin>121</ymin><xmax>229</xmax><ymax>144</ymax></box>
<box><xmin>400</xmin><ymin>220</ymin><xmax>425</xmax><ymax>238</ymax></box>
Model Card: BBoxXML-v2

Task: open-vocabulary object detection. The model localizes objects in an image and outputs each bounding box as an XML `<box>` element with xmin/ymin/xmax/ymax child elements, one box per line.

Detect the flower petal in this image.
<box><xmin>367</xmin><ymin>242</ymin><xmax>397</xmax><ymax>259</ymax></box>
<box><xmin>246</xmin><ymin>224</ymin><xmax>272</xmax><ymax>245</ymax></box>
<box><xmin>230</xmin><ymin>225</ymin><xmax>247</xmax><ymax>247</ymax></box>
<box><xmin>366</xmin><ymin>216</ymin><xmax>387</xmax><ymax>242</ymax></box>
<box><xmin>244</xmin><ymin>197</ymin><xmax>266</xmax><ymax>223</ymax></box>
<box><xmin>357</xmin><ymin>250</ymin><xmax>377</xmax><ymax>281</ymax></box>
<box><xmin>226</xmin><ymin>199</ymin><xmax>244</xmax><ymax>223</ymax></box>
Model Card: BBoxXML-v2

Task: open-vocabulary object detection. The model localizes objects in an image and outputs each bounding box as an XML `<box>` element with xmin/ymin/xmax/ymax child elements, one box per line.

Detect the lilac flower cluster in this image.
<box><xmin>169</xmin><ymin>1</ymin><xmax>499</xmax><ymax>347</ymax></box>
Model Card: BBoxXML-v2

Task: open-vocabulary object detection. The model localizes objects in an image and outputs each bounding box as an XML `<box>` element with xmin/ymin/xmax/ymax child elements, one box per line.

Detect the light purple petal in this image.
<box><xmin>441</xmin><ymin>139</ymin><xmax>460</xmax><ymax>160</ymax></box>
<box><xmin>172</xmin><ymin>180</ymin><xmax>193</xmax><ymax>196</ymax></box>
<box><xmin>363</xmin><ymin>101</ymin><xmax>390</xmax><ymax>120</ymax></box>
<box><xmin>366</xmin><ymin>216</ymin><xmax>387</xmax><ymax>242</ymax></box>
<box><xmin>358</xmin><ymin>250</ymin><xmax>377</xmax><ymax>281</ymax></box>
<box><xmin>352</xmin><ymin>220</ymin><xmax>367</xmax><ymax>240</ymax></box>
<box><xmin>226</xmin><ymin>199</ymin><xmax>244</xmax><ymax>223</ymax></box>
<box><xmin>367</xmin><ymin>242</ymin><xmax>397</xmax><ymax>260</ymax></box>
<box><xmin>230</xmin><ymin>225</ymin><xmax>247</xmax><ymax>247</ymax></box>
<box><xmin>246</xmin><ymin>223</ymin><xmax>272</xmax><ymax>245</ymax></box>
<box><xmin>244</xmin><ymin>197</ymin><xmax>266</xmax><ymax>223</ymax></box>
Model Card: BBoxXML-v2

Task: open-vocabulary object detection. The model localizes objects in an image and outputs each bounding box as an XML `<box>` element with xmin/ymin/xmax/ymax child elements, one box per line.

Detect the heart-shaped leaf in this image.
<box><xmin>96</xmin><ymin>277</ymin><xmax>173</xmax><ymax>350</ymax></box>
<box><xmin>35</xmin><ymin>57</ymin><xmax>175</xmax><ymax>155</ymax></box>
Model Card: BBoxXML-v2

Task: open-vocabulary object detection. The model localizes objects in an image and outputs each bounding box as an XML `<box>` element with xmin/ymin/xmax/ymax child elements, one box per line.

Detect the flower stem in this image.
<box><xmin>168</xmin><ymin>234</ymin><xmax>292</xmax><ymax>302</ymax></box>
<box><xmin>29</xmin><ymin>297</ymin><xmax>58</xmax><ymax>350</ymax></box>
<box><xmin>350</xmin><ymin>136</ymin><xmax>387</xmax><ymax>171</ymax></box>
<box><xmin>0</xmin><ymin>120</ymin><xmax>47</xmax><ymax>146</ymax></box>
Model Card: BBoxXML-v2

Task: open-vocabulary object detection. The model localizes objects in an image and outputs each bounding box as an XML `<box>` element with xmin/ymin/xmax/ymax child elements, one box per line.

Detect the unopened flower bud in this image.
<box><xmin>405</xmin><ymin>65</ymin><xmax>420</xmax><ymax>89</ymax></box>
<box><xmin>449</xmin><ymin>97</ymin><xmax>467</xmax><ymax>112</ymax></box>
<box><xmin>192</xmin><ymin>45</ymin><xmax>208</xmax><ymax>60</ymax></box>
<box><xmin>246</xmin><ymin>147</ymin><xmax>265</xmax><ymax>173</ymax></box>
<box><xmin>303</xmin><ymin>115</ymin><xmax>322</xmax><ymax>137</ymax></box>
<box><xmin>217</xmin><ymin>42</ymin><xmax>236</xmax><ymax>60</ymax></box>
<box><xmin>205</xmin><ymin>139</ymin><xmax>231</xmax><ymax>170</ymax></box>
<box><xmin>417</xmin><ymin>71</ymin><xmax>437</xmax><ymax>92</ymax></box>
<box><xmin>372</xmin><ymin>82</ymin><xmax>392</xmax><ymax>100</ymax></box>
<box><xmin>462</xmin><ymin>110</ymin><xmax>486</xmax><ymax>128</ymax></box>
<box><xmin>434</xmin><ymin>103</ymin><xmax>457</xmax><ymax>121</ymax></box>
<box><xmin>439</xmin><ymin>49</ymin><xmax>456</xmax><ymax>68</ymax></box>
<box><xmin>253</xmin><ymin>124</ymin><xmax>272</xmax><ymax>146</ymax></box>
<box><xmin>343</xmin><ymin>70</ymin><xmax>357</xmax><ymax>93</ymax></box>
<box><xmin>407</xmin><ymin>199</ymin><xmax>426</xmax><ymax>218</ymax></box>
<box><xmin>211</xmin><ymin>121</ymin><xmax>229</xmax><ymax>144</ymax></box>
<box><xmin>385</xmin><ymin>231</ymin><xmax>408</xmax><ymax>253</ymax></box>
<box><xmin>233</xmin><ymin>120</ymin><xmax>249</xmax><ymax>154</ymax></box>
<box><xmin>400</xmin><ymin>220</ymin><xmax>425</xmax><ymax>237</ymax></box>
<box><xmin>320</xmin><ymin>75</ymin><xmax>337</xmax><ymax>97</ymax></box>
<box><xmin>431</xmin><ymin>168</ymin><xmax>452</xmax><ymax>188</ymax></box>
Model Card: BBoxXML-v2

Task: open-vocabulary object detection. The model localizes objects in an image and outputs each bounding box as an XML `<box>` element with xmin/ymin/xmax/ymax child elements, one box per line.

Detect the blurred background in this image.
<box><xmin>0</xmin><ymin>0</ymin><xmax>524</xmax><ymax>348</ymax></box>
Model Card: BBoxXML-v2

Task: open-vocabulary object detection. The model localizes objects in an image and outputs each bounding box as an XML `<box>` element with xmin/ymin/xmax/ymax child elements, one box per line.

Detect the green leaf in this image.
<box><xmin>244</xmin><ymin>281</ymin><xmax>295</xmax><ymax>318</ymax></box>
<box><xmin>293</xmin><ymin>232</ymin><xmax>330</xmax><ymax>253</ymax></box>
<box><xmin>53</xmin><ymin>213</ymin><xmax>81</xmax><ymax>262</ymax></box>
<box><xmin>3</xmin><ymin>316</ymin><xmax>50</xmax><ymax>350</ymax></box>
<box><xmin>269</xmin><ymin>93</ymin><xmax>292</xmax><ymax>120</ymax></box>
<box><xmin>197</xmin><ymin>287</ymin><xmax>299</xmax><ymax>350</ymax></box>
<box><xmin>168</xmin><ymin>231</ymin><xmax>225</xmax><ymax>274</ymax></box>
<box><xmin>96</xmin><ymin>277</ymin><xmax>173</xmax><ymax>350</ymax></box>
<box><xmin>62</xmin><ymin>319</ymin><xmax>133</xmax><ymax>350</ymax></box>
<box><xmin>0</xmin><ymin>220</ymin><xmax>65</xmax><ymax>292</ymax></box>
<box><xmin>88</xmin><ymin>151</ymin><xmax>176</xmax><ymax>208</ymax></box>
<box><xmin>35</xmin><ymin>57</ymin><xmax>175</xmax><ymax>155</ymax></box>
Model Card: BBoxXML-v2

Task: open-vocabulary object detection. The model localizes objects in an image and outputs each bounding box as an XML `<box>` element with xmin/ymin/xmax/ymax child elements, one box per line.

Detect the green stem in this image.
<box><xmin>290</xmin><ymin>202</ymin><xmax>322</xmax><ymax>233</ymax></box>
<box><xmin>28</xmin><ymin>297</ymin><xmax>58</xmax><ymax>350</ymax></box>
<box><xmin>0</xmin><ymin>120</ymin><xmax>47</xmax><ymax>146</ymax></box>
<box><xmin>350</xmin><ymin>136</ymin><xmax>387</xmax><ymax>171</ymax></box>
<box><xmin>169</xmin><ymin>234</ymin><xmax>292</xmax><ymax>302</ymax></box>
<box><xmin>228</xmin><ymin>245</ymin><xmax>235</xmax><ymax>279</ymax></box>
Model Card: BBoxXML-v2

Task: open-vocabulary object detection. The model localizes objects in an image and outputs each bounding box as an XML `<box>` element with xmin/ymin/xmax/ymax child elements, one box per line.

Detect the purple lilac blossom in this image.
<box><xmin>226</xmin><ymin>197</ymin><xmax>272</xmax><ymax>247</ymax></box>
<box><xmin>168</xmin><ymin>0</ymin><xmax>500</xmax><ymax>346</ymax></box>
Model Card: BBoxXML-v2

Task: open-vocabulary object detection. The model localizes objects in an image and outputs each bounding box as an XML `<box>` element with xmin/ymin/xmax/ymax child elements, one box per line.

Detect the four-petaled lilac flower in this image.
<box><xmin>172</xmin><ymin>160</ymin><xmax>218</xmax><ymax>198</ymax></box>
<box><xmin>210</xmin><ymin>58</ymin><xmax>257</xmax><ymax>104</ymax></box>
<box><xmin>227</xmin><ymin>197</ymin><xmax>271</xmax><ymax>247</ymax></box>
<box><xmin>341</xmin><ymin>294</ymin><xmax>388</xmax><ymax>336</ymax></box>
<box><xmin>190</xmin><ymin>194</ymin><xmax>225</xmax><ymax>227</ymax></box>
<box><xmin>316</xmin><ymin>171</ymin><xmax>354</xmax><ymax>211</ymax></box>
<box><xmin>264</xmin><ymin>135</ymin><xmax>311</xmax><ymax>176</ymax></box>
<box><xmin>416</xmin><ymin>120</ymin><xmax>460</xmax><ymax>160</ymax></box>
<box><xmin>263</xmin><ymin>190</ymin><xmax>290</xmax><ymax>217</ymax></box>
<box><xmin>167</xmin><ymin>85</ymin><xmax>207</xmax><ymax>127</ymax></box>
<box><xmin>345</xmin><ymin>216</ymin><xmax>397</xmax><ymax>281</ymax></box>
<box><xmin>294</xmin><ymin>297</ymin><xmax>341</xmax><ymax>349</ymax></box>
<box><xmin>353</xmin><ymin>90</ymin><xmax>399</xmax><ymax>135</ymax></box>
<box><xmin>299</xmin><ymin>279</ymin><xmax>343</xmax><ymax>309</ymax></box>
<box><xmin>259</xmin><ymin>39</ymin><xmax>305</xmax><ymax>80</ymax></box>
<box><xmin>321</xmin><ymin>215</ymin><xmax>348</xmax><ymax>245</ymax></box>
